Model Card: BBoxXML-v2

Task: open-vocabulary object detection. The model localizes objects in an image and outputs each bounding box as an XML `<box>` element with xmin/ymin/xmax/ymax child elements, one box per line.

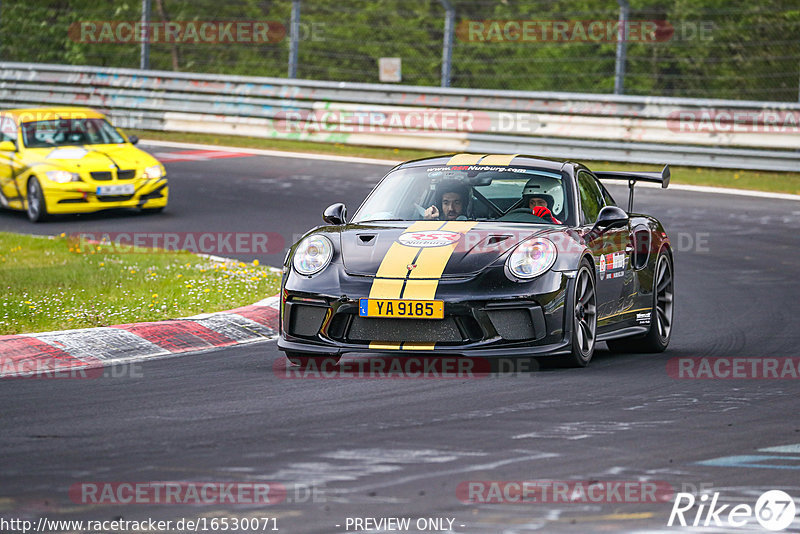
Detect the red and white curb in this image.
<box><xmin>0</xmin><ymin>296</ymin><xmax>280</xmax><ymax>378</ymax></box>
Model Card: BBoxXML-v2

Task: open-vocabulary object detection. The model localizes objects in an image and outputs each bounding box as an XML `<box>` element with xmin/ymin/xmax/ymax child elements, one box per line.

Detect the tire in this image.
<box><xmin>607</xmin><ymin>250</ymin><xmax>674</xmax><ymax>353</ymax></box>
<box><xmin>556</xmin><ymin>259</ymin><xmax>597</xmax><ymax>368</ymax></box>
<box><xmin>26</xmin><ymin>177</ymin><xmax>48</xmax><ymax>223</ymax></box>
<box><xmin>285</xmin><ymin>351</ymin><xmax>341</xmax><ymax>368</ymax></box>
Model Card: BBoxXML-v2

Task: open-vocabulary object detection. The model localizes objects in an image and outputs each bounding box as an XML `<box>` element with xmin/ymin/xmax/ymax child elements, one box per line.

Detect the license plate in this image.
<box><xmin>96</xmin><ymin>184</ymin><xmax>134</xmax><ymax>196</ymax></box>
<box><xmin>359</xmin><ymin>299</ymin><xmax>443</xmax><ymax>319</ymax></box>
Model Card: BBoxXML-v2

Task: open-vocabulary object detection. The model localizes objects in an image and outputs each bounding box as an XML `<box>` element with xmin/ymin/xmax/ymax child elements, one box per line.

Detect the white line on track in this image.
<box><xmin>143</xmin><ymin>139</ymin><xmax>800</xmax><ymax>202</ymax></box>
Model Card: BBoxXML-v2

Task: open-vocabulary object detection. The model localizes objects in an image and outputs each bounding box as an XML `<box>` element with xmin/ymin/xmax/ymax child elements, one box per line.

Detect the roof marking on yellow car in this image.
<box><xmin>446</xmin><ymin>154</ymin><xmax>486</xmax><ymax>165</ymax></box>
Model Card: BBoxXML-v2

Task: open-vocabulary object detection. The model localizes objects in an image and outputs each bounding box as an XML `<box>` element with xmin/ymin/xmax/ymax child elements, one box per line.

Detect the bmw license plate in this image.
<box><xmin>359</xmin><ymin>299</ymin><xmax>443</xmax><ymax>319</ymax></box>
<box><xmin>96</xmin><ymin>184</ymin><xmax>134</xmax><ymax>196</ymax></box>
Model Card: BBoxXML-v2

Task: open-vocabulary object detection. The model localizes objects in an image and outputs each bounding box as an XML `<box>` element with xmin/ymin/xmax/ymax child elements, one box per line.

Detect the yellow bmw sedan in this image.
<box><xmin>0</xmin><ymin>107</ymin><xmax>167</xmax><ymax>222</ymax></box>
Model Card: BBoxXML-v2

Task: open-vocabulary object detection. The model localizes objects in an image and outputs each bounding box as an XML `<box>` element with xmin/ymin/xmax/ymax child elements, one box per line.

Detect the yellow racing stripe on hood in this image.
<box><xmin>403</xmin><ymin>221</ymin><xmax>476</xmax><ymax>299</ymax></box>
<box><xmin>369</xmin><ymin>221</ymin><xmax>443</xmax><ymax>298</ymax></box>
<box><xmin>366</xmin><ymin>222</ymin><xmax>476</xmax><ymax>350</ymax></box>
<box><xmin>368</xmin><ymin>220</ymin><xmax>475</xmax><ymax>302</ymax></box>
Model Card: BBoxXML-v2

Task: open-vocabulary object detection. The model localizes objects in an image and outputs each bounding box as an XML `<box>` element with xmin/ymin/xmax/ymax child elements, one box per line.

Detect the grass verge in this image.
<box><xmin>133</xmin><ymin>129</ymin><xmax>800</xmax><ymax>195</ymax></box>
<box><xmin>0</xmin><ymin>232</ymin><xmax>281</xmax><ymax>335</ymax></box>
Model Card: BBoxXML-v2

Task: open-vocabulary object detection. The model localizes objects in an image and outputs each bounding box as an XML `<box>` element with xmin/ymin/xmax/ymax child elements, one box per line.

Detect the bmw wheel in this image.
<box><xmin>26</xmin><ymin>177</ymin><xmax>48</xmax><ymax>223</ymax></box>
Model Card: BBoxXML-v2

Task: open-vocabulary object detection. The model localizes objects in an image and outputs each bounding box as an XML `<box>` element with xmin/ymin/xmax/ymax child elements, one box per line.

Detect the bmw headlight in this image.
<box><xmin>45</xmin><ymin>170</ymin><xmax>81</xmax><ymax>183</ymax></box>
<box><xmin>143</xmin><ymin>165</ymin><xmax>164</xmax><ymax>179</ymax></box>
<box><xmin>292</xmin><ymin>235</ymin><xmax>333</xmax><ymax>276</ymax></box>
<box><xmin>506</xmin><ymin>238</ymin><xmax>557</xmax><ymax>279</ymax></box>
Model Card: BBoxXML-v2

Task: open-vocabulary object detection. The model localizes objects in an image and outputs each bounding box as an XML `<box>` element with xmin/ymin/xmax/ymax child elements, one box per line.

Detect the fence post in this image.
<box><xmin>288</xmin><ymin>0</ymin><xmax>300</xmax><ymax>78</ymax></box>
<box><xmin>140</xmin><ymin>0</ymin><xmax>151</xmax><ymax>69</ymax></box>
<box><xmin>439</xmin><ymin>0</ymin><xmax>455</xmax><ymax>87</ymax></box>
<box><xmin>614</xmin><ymin>0</ymin><xmax>629</xmax><ymax>95</ymax></box>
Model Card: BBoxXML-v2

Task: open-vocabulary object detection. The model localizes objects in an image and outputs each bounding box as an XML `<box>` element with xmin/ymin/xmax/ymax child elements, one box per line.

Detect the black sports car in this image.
<box><xmin>278</xmin><ymin>154</ymin><xmax>673</xmax><ymax>367</ymax></box>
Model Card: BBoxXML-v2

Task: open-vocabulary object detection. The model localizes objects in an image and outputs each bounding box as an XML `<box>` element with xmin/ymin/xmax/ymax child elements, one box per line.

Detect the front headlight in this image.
<box><xmin>45</xmin><ymin>170</ymin><xmax>81</xmax><ymax>183</ymax></box>
<box><xmin>506</xmin><ymin>238</ymin><xmax>557</xmax><ymax>280</ymax></box>
<box><xmin>143</xmin><ymin>165</ymin><xmax>164</xmax><ymax>179</ymax></box>
<box><xmin>292</xmin><ymin>235</ymin><xmax>333</xmax><ymax>276</ymax></box>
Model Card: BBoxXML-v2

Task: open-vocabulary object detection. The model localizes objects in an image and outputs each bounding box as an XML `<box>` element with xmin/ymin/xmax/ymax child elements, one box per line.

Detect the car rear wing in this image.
<box><xmin>594</xmin><ymin>165</ymin><xmax>670</xmax><ymax>212</ymax></box>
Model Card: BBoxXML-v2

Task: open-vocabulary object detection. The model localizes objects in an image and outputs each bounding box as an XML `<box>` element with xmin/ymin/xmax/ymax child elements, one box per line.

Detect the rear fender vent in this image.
<box><xmin>631</xmin><ymin>228</ymin><xmax>651</xmax><ymax>271</ymax></box>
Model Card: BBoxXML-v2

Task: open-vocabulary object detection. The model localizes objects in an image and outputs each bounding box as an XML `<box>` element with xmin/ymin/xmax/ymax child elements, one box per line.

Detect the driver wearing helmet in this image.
<box><xmin>522</xmin><ymin>180</ymin><xmax>562</xmax><ymax>224</ymax></box>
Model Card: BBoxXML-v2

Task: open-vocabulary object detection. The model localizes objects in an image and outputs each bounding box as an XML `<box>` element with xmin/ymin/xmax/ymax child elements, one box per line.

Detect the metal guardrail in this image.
<box><xmin>1</xmin><ymin>62</ymin><xmax>798</xmax><ymax>171</ymax></box>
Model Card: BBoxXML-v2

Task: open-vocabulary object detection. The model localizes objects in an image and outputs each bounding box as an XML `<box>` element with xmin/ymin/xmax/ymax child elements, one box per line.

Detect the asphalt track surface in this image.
<box><xmin>2</xmin><ymin>146</ymin><xmax>800</xmax><ymax>533</ymax></box>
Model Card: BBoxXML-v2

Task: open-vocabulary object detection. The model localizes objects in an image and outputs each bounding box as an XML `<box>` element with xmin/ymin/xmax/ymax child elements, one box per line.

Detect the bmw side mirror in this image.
<box><xmin>323</xmin><ymin>203</ymin><xmax>347</xmax><ymax>225</ymax></box>
<box><xmin>128</xmin><ymin>134</ymin><xmax>139</xmax><ymax>145</ymax></box>
<box><xmin>593</xmin><ymin>205</ymin><xmax>629</xmax><ymax>231</ymax></box>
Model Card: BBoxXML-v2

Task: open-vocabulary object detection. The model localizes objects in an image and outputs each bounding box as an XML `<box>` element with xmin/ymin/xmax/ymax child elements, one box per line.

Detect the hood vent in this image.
<box><xmin>357</xmin><ymin>234</ymin><xmax>377</xmax><ymax>246</ymax></box>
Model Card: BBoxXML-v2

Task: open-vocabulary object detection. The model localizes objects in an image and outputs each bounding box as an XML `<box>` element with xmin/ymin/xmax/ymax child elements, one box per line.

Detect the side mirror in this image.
<box><xmin>593</xmin><ymin>205</ymin><xmax>629</xmax><ymax>231</ymax></box>
<box><xmin>0</xmin><ymin>140</ymin><xmax>16</xmax><ymax>152</ymax></box>
<box><xmin>323</xmin><ymin>203</ymin><xmax>347</xmax><ymax>225</ymax></box>
<box><xmin>128</xmin><ymin>134</ymin><xmax>139</xmax><ymax>145</ymax></box>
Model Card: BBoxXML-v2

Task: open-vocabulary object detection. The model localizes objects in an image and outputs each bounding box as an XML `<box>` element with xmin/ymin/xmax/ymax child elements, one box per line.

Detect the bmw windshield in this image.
<box><xmin>352</xmin><ymin>164</ymin><xmax>571</xmax><ymax>225</ymax></box>
<box><xmin>20</xmin><ymin>118</ymin><xmax>126</xmax><ymax>148</ymax></box>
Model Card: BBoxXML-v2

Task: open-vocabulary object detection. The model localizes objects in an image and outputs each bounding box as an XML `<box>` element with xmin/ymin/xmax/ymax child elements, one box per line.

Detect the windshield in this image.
<box><xmin>20</xmin><ymin>118</ymin><xmax>126</xmax><ymax>148</ymax></box>
<box><xmin>352</xmin><ymin>164</ymin><xmax>570</xmax><ymax>225</ymax></box>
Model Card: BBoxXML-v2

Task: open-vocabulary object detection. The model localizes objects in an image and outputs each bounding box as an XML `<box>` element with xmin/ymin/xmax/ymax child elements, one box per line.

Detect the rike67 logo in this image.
<box><xmin>668</xmin><ymin>490</ymin><xmax>796</xmax><ymax>531</ymax></box>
